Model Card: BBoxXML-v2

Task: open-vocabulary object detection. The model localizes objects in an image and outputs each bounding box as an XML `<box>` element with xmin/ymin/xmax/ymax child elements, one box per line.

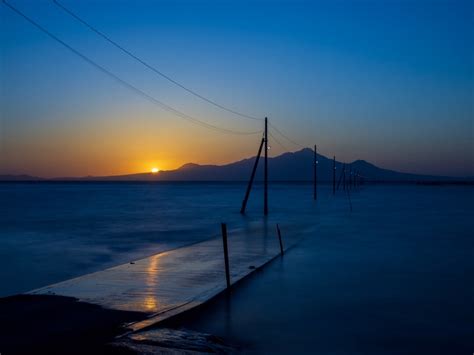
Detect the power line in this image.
<box><xmin>52</xmin><ymin>0</ymin><xmax>309</xmax><ymax>147</ymax></box>
<box><xmin>4</xmin><ymin>0</ymin><xmax>308</xmax><ymax>145</ymax></box>
<box><xmin>268</xmin><ymin>130</ymin><xmax>290</xmax><ymax>152</ymax></box>
<box><xmin>2</xmin><ymin>0</ymin><xmax>262</xmax><ymax>136</ymax></box>
<box><xmin>269</xmin><ymin>122</ymin><xmax>308</xmax><ymax>149</ymax></box>
<box><xmin>52</xmin><ymin>0</ymin><xmax>263</xmax><ymax>122</ymax></box>
<box><xmin>52</xmin><ymin>0</ymin><xmax>310</xmax><ymax>149</ymax></box>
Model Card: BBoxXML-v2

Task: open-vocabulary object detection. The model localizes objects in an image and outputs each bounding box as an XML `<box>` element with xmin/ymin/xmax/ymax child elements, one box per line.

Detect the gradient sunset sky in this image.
<box><xmin>1</xmin><ymin>0</ymin><xmax>473</xmax><ymax>178</ymax></box>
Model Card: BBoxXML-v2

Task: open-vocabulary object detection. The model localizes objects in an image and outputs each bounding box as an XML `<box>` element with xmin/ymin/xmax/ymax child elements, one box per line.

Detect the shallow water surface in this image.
<box><xmin>170</xmin><ymin>184</ymin><xmax>474</xmax><ymax>354</ymax></box>
<box><xmin>1</xmin><ymin>181</ymin><xmax>318</xmax><ymax>296</ymax></box>
<box><xmin>0</xmin><ymin>183</ymin><xmax>473</xmax><ymax>355</ymax></box>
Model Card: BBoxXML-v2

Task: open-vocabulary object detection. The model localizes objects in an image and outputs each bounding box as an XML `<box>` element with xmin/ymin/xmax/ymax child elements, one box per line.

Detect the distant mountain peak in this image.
<box><xmin>0</xmin><ymin>149</ymin><xmax>456</xmax><ymax>182</ymax></box>
<box><xmin>179</xmin><ymin>163</ymin><xmax>201</xmax><ymax>170</ymax></box>
<box><xmin>0</xmin><ymin>174</ymin><xmax>43</xmax><ymax>181</ymax></box>
<box><xmin>351</xmin><ymin>159</ymin><xmax>370</xmax><ymax>165</ymax></box>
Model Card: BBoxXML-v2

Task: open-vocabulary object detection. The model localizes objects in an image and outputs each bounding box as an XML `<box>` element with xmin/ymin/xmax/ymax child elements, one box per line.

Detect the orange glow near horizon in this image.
<box><xmin>0</xmin><ymin>107</ymin><xmax>265</xmax><ymax>178</ymax></box>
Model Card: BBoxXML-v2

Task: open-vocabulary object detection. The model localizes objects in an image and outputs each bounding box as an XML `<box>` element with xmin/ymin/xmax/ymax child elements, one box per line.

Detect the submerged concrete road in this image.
<box><xmin>29</xmin><ymin>227</ymin><xmax>286</xmax><ymax>332</ymax></box>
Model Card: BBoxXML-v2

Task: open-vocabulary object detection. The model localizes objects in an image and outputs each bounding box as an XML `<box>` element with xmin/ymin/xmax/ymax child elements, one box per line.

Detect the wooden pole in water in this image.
<box><xmin>343</xmin><ymin>164</ymin><xmax>346</xmax><ymax>190</ymax></box>
<box><xmin>240</xmin><ymin>137</ymin><xmax>265</xmax><ymax>214</ymax></box>
<box><xmin>221</xmin><ymin>223</ymin><xmax>231</xmax><ymax>289</ymax></box>
<box><xmin>276</xmin><ymin>223</ymin><xmax>284</xmax><ymax>255</ymax></box>
<box><xmin>337</xmin><ymin>163</ymin><xmax>345</xmax><ymax>190</ymax></box>
<box><xmin>313</xmin><ymin>145</ymin><xmax>317</xmax><ymax>200</ymax></box>
<box><xmin>349</xmin><ymin>166</ymin><xmax>352</xmax><ymax>189</ymax></box>
<box><xmin>333</xmin><ymin>156</ymin><xmax>336</xmax><ymax>195</ymax></box>
<box><xmin>264</xmin><ymin>117</ymin><xmax>268</xmax><ymax>216</ymax></box>
<box><xmin>352</xmin><ymin>170</ymin><xmax>354</xmax><ymax>189</ymax></box>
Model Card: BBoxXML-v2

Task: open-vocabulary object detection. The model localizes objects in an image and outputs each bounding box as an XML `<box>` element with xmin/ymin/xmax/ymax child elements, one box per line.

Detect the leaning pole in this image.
<box><xmin>264</xmin><ymin>117</ymin><xmax>268</xmax><ymax>216</ymax></box>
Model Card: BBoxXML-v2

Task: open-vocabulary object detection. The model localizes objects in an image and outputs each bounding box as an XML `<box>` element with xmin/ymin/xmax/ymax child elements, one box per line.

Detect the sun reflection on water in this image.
<box><xmin>144</xmin><ymin>254</ymin><xmax>161</xmax><ymax>312</ymax></box>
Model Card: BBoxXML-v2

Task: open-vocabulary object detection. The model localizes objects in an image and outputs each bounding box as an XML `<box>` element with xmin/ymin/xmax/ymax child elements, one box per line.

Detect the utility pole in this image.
<box><xmin>343</xmin><ymin>164</ymin><xmax>346</xmax><ymax>190</ymax></box>
<box><xmin>337</xmin><ymin>163</ymin><xmax>345</xmax><ymax>191</ymax></box>
<box><xmin>264</xmin><ymin>117</ymin><xmax>268</xmax><ymax>216</ymax></box>
<box><xmin>313</xmin><ymin>145</ymin><xmax>317</xmax><ymax>200</ymax></box>
<box><xmin>333</xmin><ymin>156</ymin><xmax>336</xmax><ymax>195</ymax></box>
<box><xmin>240</xmin><ymin>137</ymin><xmax>265</xmax><ymax>214</ymax></box>
<box><xmin>349</xmin><ymin>166</ymin><xmax>352</xmax><ymax>189</ymax></box>
<box><xmin>240</xmin><ymin>117</ymin><xmax>269</xmax><ymax>215</ymax></box>
<box><xmin>221</xmin><ymin>223</ymin><xmax>231</xmax><ymax>289</ymax></box>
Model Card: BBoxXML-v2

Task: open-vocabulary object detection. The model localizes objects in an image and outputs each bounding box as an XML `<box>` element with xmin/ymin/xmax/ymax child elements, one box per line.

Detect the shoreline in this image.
<box><xmin>0</xmin><ymin>228</ymin><xmax>295</xmax><ymax>353</ymax></box>
<box><xmin>0</xmin><ymin>294</ymin><xmax>145</xmax><ymax>354</ymax></box>
<box><xmin>1</xmin><ymin>184</ymin><xmax>472</xmax><ymax>354</ymax></box>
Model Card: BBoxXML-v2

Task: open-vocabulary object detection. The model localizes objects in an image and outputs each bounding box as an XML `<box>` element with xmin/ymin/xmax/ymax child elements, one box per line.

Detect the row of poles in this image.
<box><xmin>240</xmin><ymin>117</ymin><xmax>364</xmax><ymax>216</ymax></box>
<box><xmin>333</xmin><ymin>159</ymin><xmax>362</xmax><ymax>194</ymax></box>
<box><xmin>221</xmin><ymin>118</ymin><xmax>365</xmax><ymax>290</ymax></box>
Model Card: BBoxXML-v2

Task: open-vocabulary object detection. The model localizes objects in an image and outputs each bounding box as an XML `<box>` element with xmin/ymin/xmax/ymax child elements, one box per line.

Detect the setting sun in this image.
<box><xmin>151</xmin><ymin>167</ymin><xmax>160</xmax><ymax>173</ymax></box>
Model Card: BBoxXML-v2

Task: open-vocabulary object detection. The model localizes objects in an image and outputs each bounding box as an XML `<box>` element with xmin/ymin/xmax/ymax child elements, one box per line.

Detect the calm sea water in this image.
<box><xmin>0</xmin><ymin>181</ymin><xmax>319</xmax><ymax>297</ymax></box>
<box><xmin>0</xmin><ymin>183</ymin><xmax>472</xmax><ymax>306</ymax></box>
<box><xmin>171</xmin><ymin>183</ymin><xmax>473</xmax><ymax>354</ymax></box>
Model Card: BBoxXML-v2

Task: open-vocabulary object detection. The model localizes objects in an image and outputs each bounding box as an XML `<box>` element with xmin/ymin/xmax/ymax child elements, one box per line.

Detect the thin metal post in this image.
<box><xmin>264</xmin><ymin>117</ymin><xmax>268</xmax><ymax>215</ymax></box>
<box><xmin>343</xmin><ymin>164</ymin><xmax>346</xmax><ymax>190</ymax></box>
<box><xmin>240</xmin><ymin>137</ymin><xmax>265</xmax><ymax>214</ymax></box>
<box><xmin>221</xmin><ymin>223</ymin><xmax>231</xmax><ymax>289</ymax></box>
<box><xmin>313</xmin><ymin>145</ymin><xmax>317</xmax><ymax>200</ymax></box>
<box><xmin>349</xmin><ymin>166</ymin><xmax>352</xmax><ymax>189</ymax></box>
<box><xmin>346</xmin><ymin>189</ymin><xmax>353</xmax><ymax>212</ymax></box>
<box><xmin>333</xmin><ymin>156</ymin><xmax>336</xmax><ymax>195</ymax></box>
<box><xmin>337</xmin><ymin>163</ymin><xmax>345</xmax><ymax>190</ymax></box>
<box><xmin>276</xmin><ymin>223</ymin><xmax>284</xmax><ymax>255</ymax></box>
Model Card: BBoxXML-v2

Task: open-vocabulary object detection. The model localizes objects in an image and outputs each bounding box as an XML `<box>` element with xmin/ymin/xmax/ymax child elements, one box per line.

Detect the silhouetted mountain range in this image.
<box><xmin>0</xmin><ymin>174</ymin><xmax>43</xmax><ymax>181</ymax></box>
<box><xmin>0</xmin><ymin>149</ymin><xmax>468</xmax><ymax>182</ymax></box>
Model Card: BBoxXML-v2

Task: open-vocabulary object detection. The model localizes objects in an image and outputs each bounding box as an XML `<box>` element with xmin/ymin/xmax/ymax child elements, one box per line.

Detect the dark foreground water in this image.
<box><xmin>0</xmin><ymin>182</ymin><xmax>473</xmax><ymax>353</ymax></box>
<box><xmin>172</xmin><ymin>184</ymin><xmax>474</xmax><ymax>354</ymax></box>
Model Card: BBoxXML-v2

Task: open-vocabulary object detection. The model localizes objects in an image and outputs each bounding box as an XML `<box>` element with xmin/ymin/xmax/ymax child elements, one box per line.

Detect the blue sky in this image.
<box><xmin>1</xmin><ymin>0</ymin><xmax>473</xmax><ymax>177</ymax></box>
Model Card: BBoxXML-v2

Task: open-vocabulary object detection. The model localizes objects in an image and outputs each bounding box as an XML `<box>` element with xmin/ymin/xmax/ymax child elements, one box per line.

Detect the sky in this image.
<box><xmin>1</xmin><ymin>0</ymin><xmax>473</xmax><ymax>178</ymax></box>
